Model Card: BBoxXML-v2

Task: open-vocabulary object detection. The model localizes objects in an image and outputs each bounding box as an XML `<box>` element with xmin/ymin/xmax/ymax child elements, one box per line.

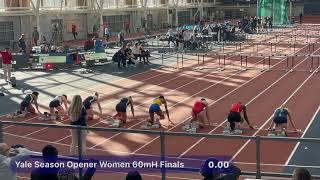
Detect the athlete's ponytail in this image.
<box><xmin>32</xmin><ymin>92</ymin><xmax>39</xmax><ymax>96</ymax></box>
<box><xmin>62</xmin><ymin>94</ymin><xmax>67</xmax><ymax>99</ymax></box>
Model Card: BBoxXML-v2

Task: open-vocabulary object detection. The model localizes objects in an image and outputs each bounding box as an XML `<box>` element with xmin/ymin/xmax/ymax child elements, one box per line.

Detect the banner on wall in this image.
<box><xmin>38</xmin><ymin>54</ymin><xmax>66</xmax><ymax>64</ymax></box>
<box><xmin>258</xmin><ymin>0</ymin><xmax>289</xmax><ymax>25</ymax></box>
<box><xmin>82</xmin><ymin>53</ymin><xmax>108</xmax><ymax>61</ymax></box>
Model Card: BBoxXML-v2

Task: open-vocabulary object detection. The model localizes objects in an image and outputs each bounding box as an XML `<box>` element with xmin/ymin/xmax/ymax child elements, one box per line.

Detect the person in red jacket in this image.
<box><xmin>226</xmin><ymin>102</ymin><xmax>253</xmax><ymax>134</ymax></box>
<box><xmin>0</xmin><ymin>48</ymin><xmax>12</xmax><ymax>82</ymax></box>
<box><xmin>190</xmin><ymin>98</ymin><xmax>210</xmax><ymax>128</ymax></box>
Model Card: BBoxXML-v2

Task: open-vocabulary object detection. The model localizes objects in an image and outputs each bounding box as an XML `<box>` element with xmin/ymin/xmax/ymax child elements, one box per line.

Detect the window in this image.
<box><xmin>0</xmin><ymin>21</ymin><xmax>14</xmax><ymax>46</ymax></box>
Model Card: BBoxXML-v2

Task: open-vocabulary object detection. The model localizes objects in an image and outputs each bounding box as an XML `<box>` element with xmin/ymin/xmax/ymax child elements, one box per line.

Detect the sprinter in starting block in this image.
<box><xmin>19</xmin><ymin>91</ymin><xmax>42</xmax><ymax>115</ymax></box>
<box><xmin>224</xmin><ymin>102</ymin><xmax>253</xmax><ymax>135</ymax></box>
<box><xmin>267</xmin><ymin>106</ymin><xmax>298</xmax><ymax>137</ymax></box>
<box><xmin>45</xmin><ymin>95</ymin><xmax>68</xmax><ymax>120</ymax></box>
<box><xmin>182</xmin><ymin>98</ymin><xmax>210</xmax><ymax>133</ymax></box>
<box><xmin>109</xmin><ymin>96</ymin><xmax>135</xmax><ymax>128</ymax></box>
<box><xmin>141</xmin><ymin>95</ymin><xmax>173</xmax><ymax>129</ymax></box>
<box><xmin>83</xmin><ymin>92</ymin><xmax>102</xmax><ymax>121</ymax></box>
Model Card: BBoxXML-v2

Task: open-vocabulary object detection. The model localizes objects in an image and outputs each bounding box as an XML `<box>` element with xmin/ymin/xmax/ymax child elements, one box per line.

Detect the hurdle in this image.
<box><xmin>193</xmin><ymin>53</ymin><xmax>242</xmax><ymax>72</ymax></box>
<box><xmin>207</xmin><ymin>53</ymin><xmax>320</xmax><ymax>73</ymax></box>
<box><xmin>309</xmin><ymin>55</ymin><xmax>320</xmax><ymax>73</ymax></box>
<box><xmin>159</xmin><ymin>53</ymin><xmax>180</xmax><ymax>69</ymax></box>
<box><xmin>240</xmin><ymin>55</ymin><xmax>248</xmax><ymax>71</ymax></box>
<box><xmin>179</xmin><ymin>53</ymin><xmax>209</xmax><ymax>70</ymax></box>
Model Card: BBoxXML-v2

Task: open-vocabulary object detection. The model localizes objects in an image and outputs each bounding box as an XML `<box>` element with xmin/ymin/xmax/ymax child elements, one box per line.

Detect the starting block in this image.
<box><xmin>267</xmin><ymin>130</ymin><xmax>286</xmax><ymax>137</ymax></box>
<box><xmin>109</xmin><ymin>119</ymin><xmax>123</xmax><ymax>128</ymax></box>
<box><xmin>7</xmin><ymin>110</ymin><xmax>28</xmax><ymax>119</ymax></box>
<box><xmin>38</xmin><ymin>112</ymin><xmax>60</xmax><ymax>121</ymax></box>
<box><xmin>182</xmin><ymin>122</ymin><xmax>199</xmax><ymax>133</ymax></box>
<box><xmin>141</xmin><ymin>121</ymin><xmax>161</xmax><ymax>129</ymax></box>
<box><xmin>223</xmin><ymin>125</ymin><xmax>243</xmax><ymax>135</ymax></box>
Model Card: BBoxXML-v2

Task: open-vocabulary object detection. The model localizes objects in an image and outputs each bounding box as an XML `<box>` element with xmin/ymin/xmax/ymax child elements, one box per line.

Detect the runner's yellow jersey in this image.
<box><xmin>153</xmin><ymin>98</ymin><xmax>162</xmax><ymax>105</ymax></box>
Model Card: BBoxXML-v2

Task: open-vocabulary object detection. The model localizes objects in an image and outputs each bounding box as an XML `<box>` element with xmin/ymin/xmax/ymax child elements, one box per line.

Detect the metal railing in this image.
<box><xmin>1</xmin><ymin>120</ymin><xmax>320</xmax><ymax>179</ymax></box>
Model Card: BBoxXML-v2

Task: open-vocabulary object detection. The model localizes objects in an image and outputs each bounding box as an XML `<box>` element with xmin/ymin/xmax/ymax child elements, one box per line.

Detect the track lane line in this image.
<box><xmin>230</xmin><ymin>65</ymin><xmax>320</xmax><ymax>162</ymax></box>
<box><xmin>178</xmin><ymin>43</ymin><xmax>320</xmax><ymax>158</ymax></box>
<box><xmin>284</xmin><ymin>105</ymin><xmax>320</xmax><ymax>165</ymax></box>
<box><xmin>54</xmin><ymin>55</ymin><xmax>261</xmax><ymax>145</ymax></box>
<box><xmin>133</xmin><ymin>57</ymin><xmax>291</xmax><ymax>154</ymax></box>
<box><xmin>178</xmin><ymin>63</ymin><xmax>314</xmax><ymax>158</ymax></box>
<box><xmin>89</xmin><ymin>58</ymin><xmax>266</xmax><ymax>149</ymax></box>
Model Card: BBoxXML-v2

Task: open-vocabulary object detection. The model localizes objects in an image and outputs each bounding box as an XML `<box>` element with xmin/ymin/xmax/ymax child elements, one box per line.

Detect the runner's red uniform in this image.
<box><xmin>230</xmin><ymin>103</ymin><xmax>243</xmax><ymax>113</ymax></box>
<box><xmin>192</xmin><ymin>101</ymin><xmax>206</xmax><ymax>116</ymax></box>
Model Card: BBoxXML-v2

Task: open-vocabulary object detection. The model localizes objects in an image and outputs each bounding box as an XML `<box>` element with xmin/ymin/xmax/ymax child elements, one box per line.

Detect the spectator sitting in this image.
<box><xmin>57</xmin><ymin>165</ymin><xmax>96</xmax><ymax>180</ymax></box>
<box><xmin>56</xmin><ymin>47</ymin><xmax>64</xmax><ymax>53</ymax></box>
<box><xmin>0</xmin><ymin>143</ymin><xmax>32</xmax><ymax>180</ymax></box>
<box><xmin>31</xmin><ymin>145</ymin><xmax>59</xmax><ymax>180</ymax></box>
<box><xmin>50</xmin><ymin>45</ymin><xmax>57</xmax><ymax>53</ymax></box>
<box><xmin>125</xmin><ymin>44</ymin><xmax>136</xmax><ymax>66</ymax></box>
<box><xmin>126</xmin><ymin>171</ymin><xmax>142</xmax><ymax>180</ymax></box>
<box><xmin>140</xmin><ymin>44</ymin><xmax>150</xmax><ymax>64</ymax></box>
<box><xmin>202</xmin><ymin>28</ymin><xmax>209</xmax><ymax>35</ymax></box>
<box><xmin>200</xmin><ymin>158</ymin><xmax>241</xmax><ymax>180</ymax></box>
<box><xmin>292</xmin><ymin>167</ymin><xmax>311</xmax><ymax>180</ymax></box>
<box><xmin>132</xmin><ymin>43</ymin><xmax>141</xmax><ymax>62</ymax></box>
<box><xmin>84</xmin><ymin>38</ymin><xmax>94</xmax><ymax>51</ymax></box>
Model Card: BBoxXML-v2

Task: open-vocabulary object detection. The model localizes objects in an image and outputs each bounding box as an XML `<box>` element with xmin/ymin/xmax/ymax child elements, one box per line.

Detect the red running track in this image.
<box><xmin>2</xmin><ymin>33</ymin><xmax>320</xmax><ymax>180</ymax></box>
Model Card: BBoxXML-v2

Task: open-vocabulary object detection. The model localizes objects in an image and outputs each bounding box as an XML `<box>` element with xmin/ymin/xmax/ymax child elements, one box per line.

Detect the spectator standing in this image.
<box><xmin>118</xmin><ymin>31</ymin><xmax>125</xmax><ymax>46</ymax></box>
<box><xmin>166</xmin><ymin>27</ymin><xmax>176</xmax><ymax>46</ymax></box>
<box><xmin>104</xmin><ymin>26</ymin><xmax>110</xmax><ymax>42</ymax></box>
<box><xmin>293</xmin><ymin>167</ymin><xmax>311</xmax><ymax>180</ymax></box>
<box><xmin>18</xmin><ymin>34</ymin><xmax>27</xmax><ymax>53</ymax></box>
<box><xmin>32</xmin><ymin>27</ymin><xmax>39</xmax><ymax>46</ymax></box>
<box><xmin>126</xmin><ymin>171</ymin><xmax>142</xmax><ymax>180</ymax></box>
<box><xmin>112</xmin><ymin>45</ymin><xmax>127</xmax><ymax>69</ymax></box>
<box><xmin>69</xmin><ymin>95</ymin><xmax>88</xmax><ymax>156</ymax></box>
<box><xmin>30</xmin><ymin>145</ymin><xmax>59</xmax><ymax>180</ymax></box>
<box><xmin>84</xmin><ymin>38</ymin><xmax>95</xmax><ymax>51</ymax></box>
<box><xmin>299</xmin><ymin>13</ymin><xmax>303</xmax><ymax>24</ymax></box>
<box><xmin>252</xmin><ymin>16</ymin><xmax>257</xmax><ymax>32</ymax></box>
<box><xmin>268</xmin><ymin>17</ymin><xmax>273</xmax><ymax>29</ymax></box>
<box><xmin>0</xmin><ymin>47</ymin><xmax>13</xmax><ymax>82</ymax></box>
<box><xmin>72</xmin><ymin>24</ymin><xmax>77</xmax><ymax>40</ymax></box>
<box><xmin>177</xmin><ymin>31</ymin><xmax>184</xmax><ymax>50</ymax></box>
<box><xmin>124</xmin><ymin>21</ymin><xmax>130</xmax><ymax>33</ymax></box>
<box><xmin>0</xmin><ymin>143</ymin><xmax>32</xmax><ymax>180</ymax></box>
